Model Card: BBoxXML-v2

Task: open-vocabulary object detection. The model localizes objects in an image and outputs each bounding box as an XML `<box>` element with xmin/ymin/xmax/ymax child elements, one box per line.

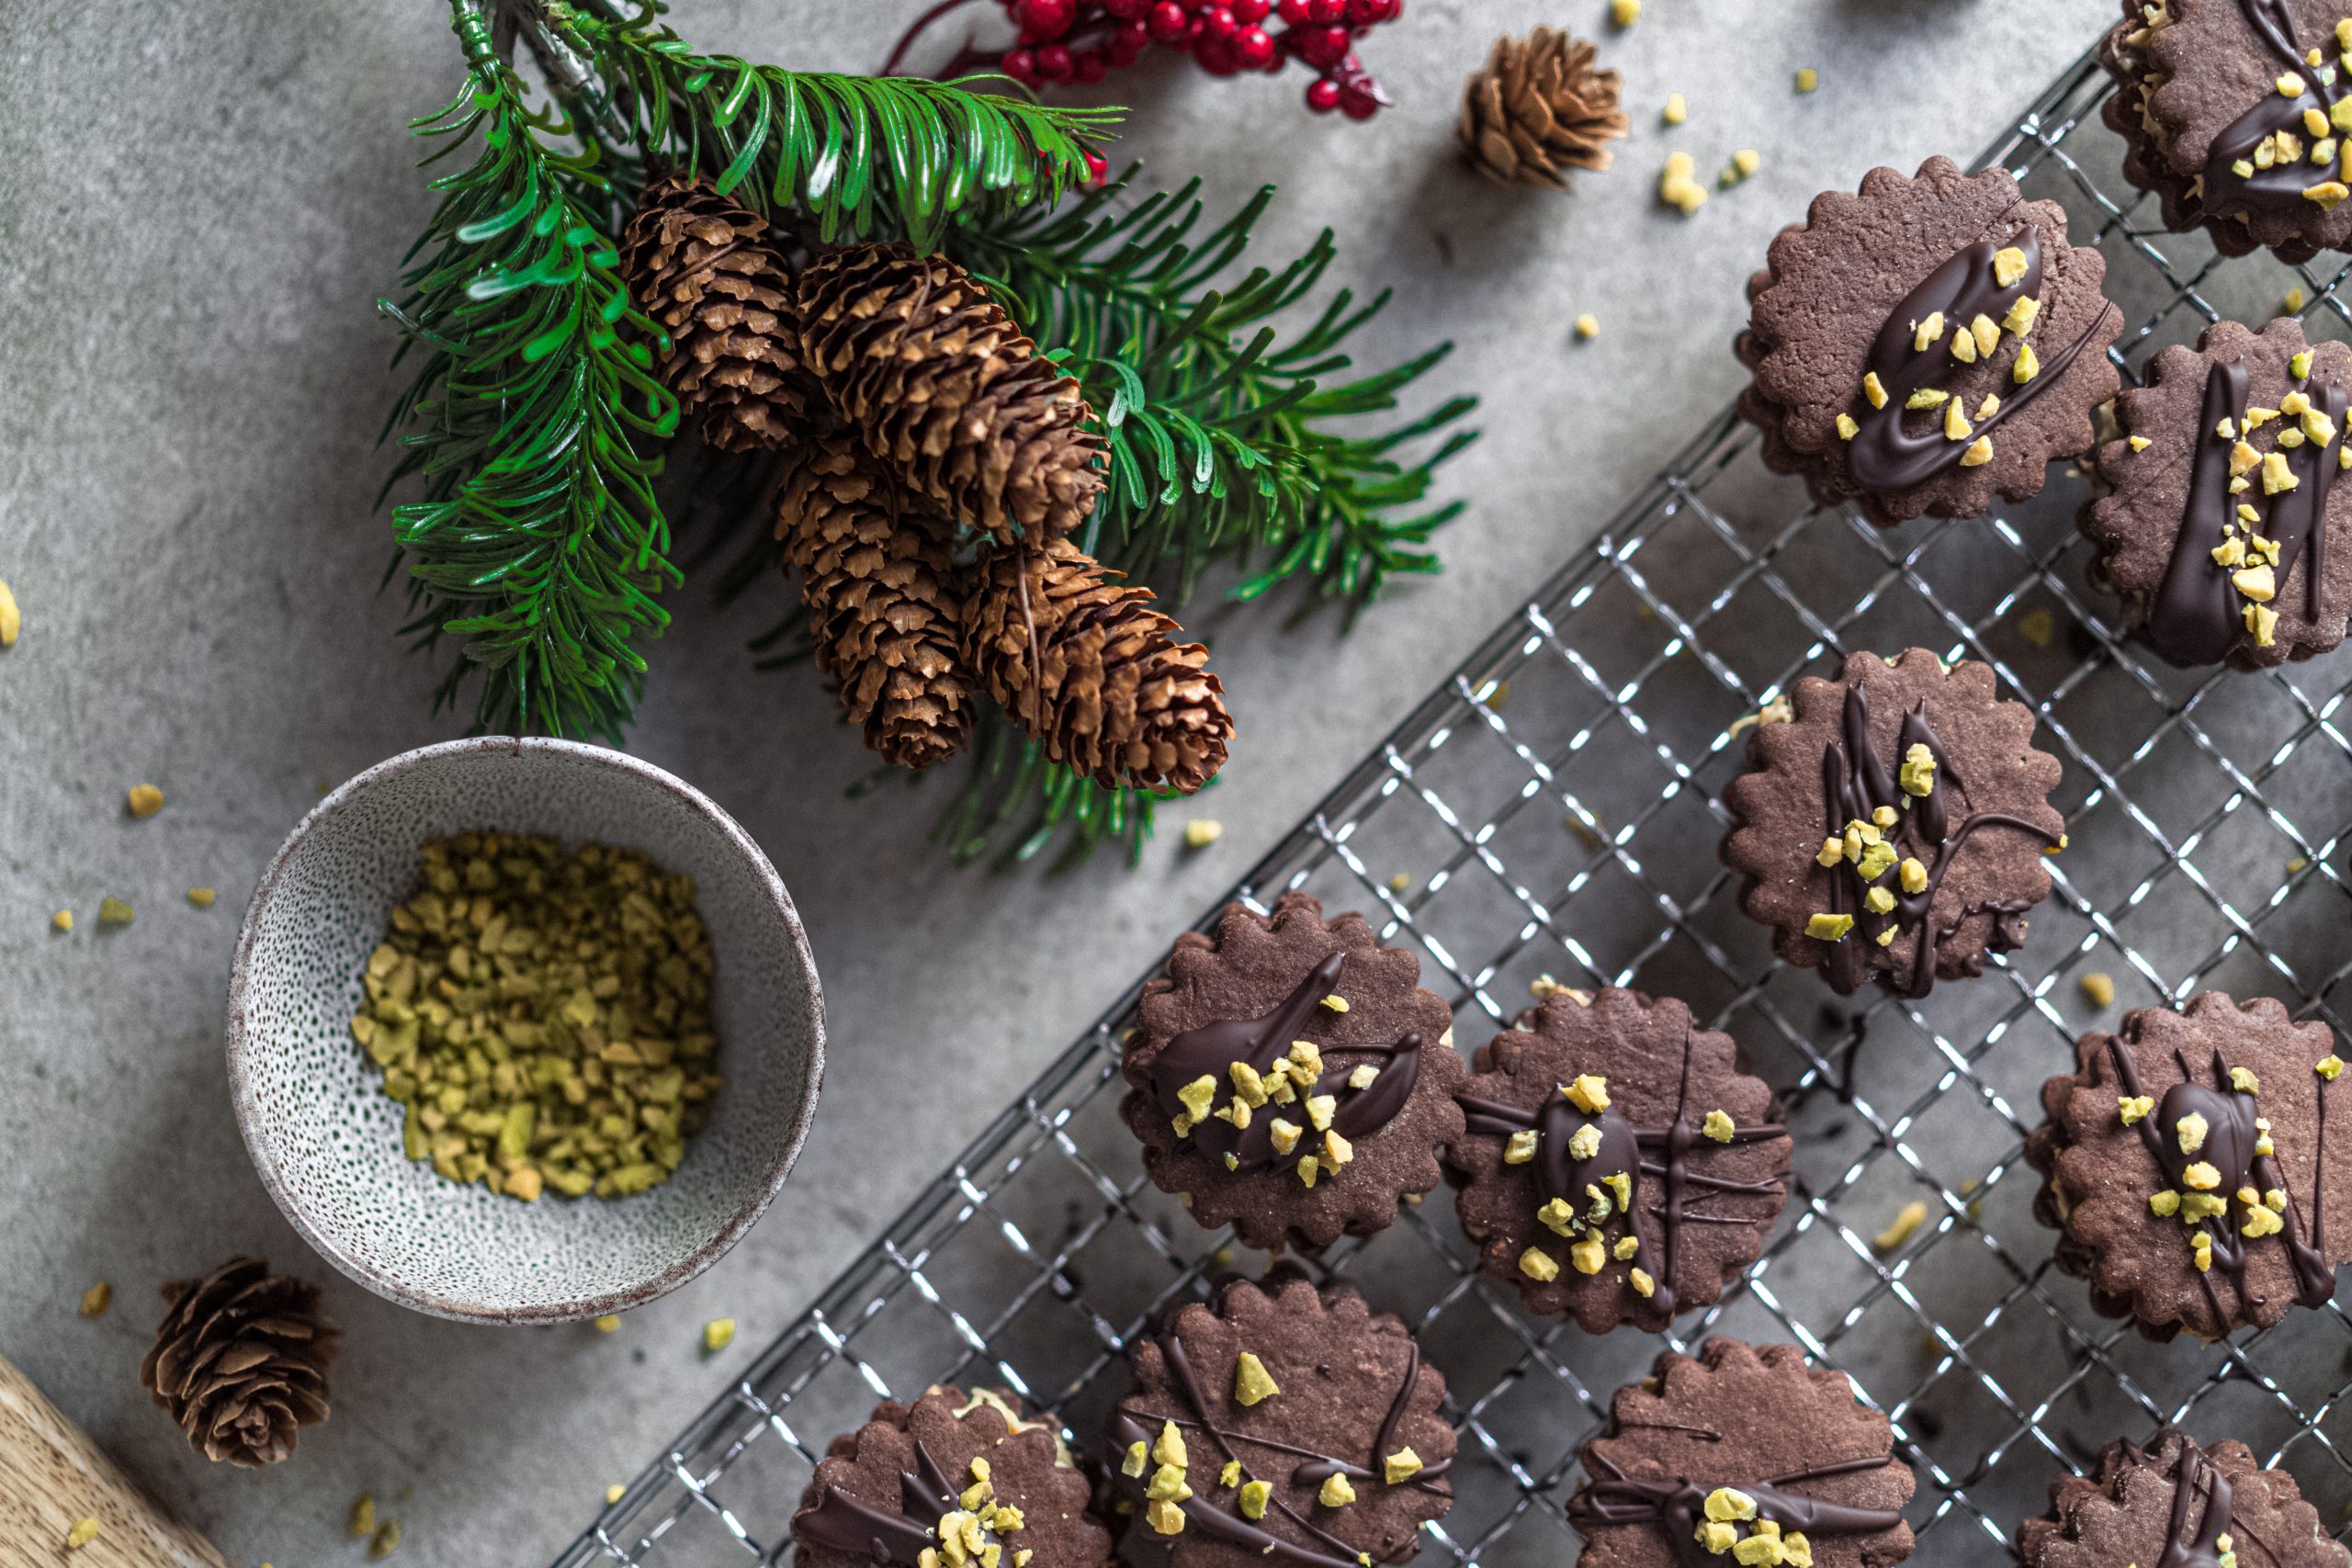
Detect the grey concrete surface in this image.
<box><xmin>0</xmin><ymin>1</ymin><xmax>2112</xmax><ymax>1563</ymax></box>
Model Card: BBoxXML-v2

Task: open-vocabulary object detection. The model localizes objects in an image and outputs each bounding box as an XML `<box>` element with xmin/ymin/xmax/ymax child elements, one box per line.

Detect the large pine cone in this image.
<box><xmin>139</xmin><ymin>1258</ymin><xmax>336</xmax><ymax>1468</ymax></box>
<box><xmin>964</xmin><ymin>538</ymin><xmax>1231</xmax><ymax>795</ymax></box>
<box><xmin>1458</xmin><ymin>28</ymin><xmax>1627</xmax><ymax>191</ymax></box>
<box><xmin>775</xmin><ymin>439</ymin><xmax>975</xmax><ymax>772</ymax></box>
<box><xmin>619</xmin><ymin>172</ymin><xmax>819</xmax><ymax>453</ymax></box>
<box><xmin>797</xmin><ymin>243</ymin><xmax>1103</xmax><ymax>546</ymax></box>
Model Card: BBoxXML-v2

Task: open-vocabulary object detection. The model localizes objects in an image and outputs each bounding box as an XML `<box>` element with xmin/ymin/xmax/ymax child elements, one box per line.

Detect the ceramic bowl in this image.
<box><xmin>226</xmin><ymin>737</ymin><xmax>823</xmax><ymax>1324</ymax></box>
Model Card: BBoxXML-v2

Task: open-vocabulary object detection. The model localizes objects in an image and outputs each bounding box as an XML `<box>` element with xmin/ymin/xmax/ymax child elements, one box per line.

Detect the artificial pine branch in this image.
<box><xmin>949</xmin><ymin>173</ymin><xmax>1478</xmax><ymax>611</ymax></box>
<box><xmin>377</xmin><ymin>0</ymin><xmax>681</xmax><ymax>741</ymax></box>
<box><xmin>562</xmin><ymin>3</ymin><xmax>1119</xmax><ymax>251</ymax></box>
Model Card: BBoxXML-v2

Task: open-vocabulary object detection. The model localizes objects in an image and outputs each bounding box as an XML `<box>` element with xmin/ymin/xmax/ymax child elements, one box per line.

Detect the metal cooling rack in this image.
<box><xmin>553</xmin><ymin>38</ymin><xmax>2352</xmax><ymax>1568</ymax></box>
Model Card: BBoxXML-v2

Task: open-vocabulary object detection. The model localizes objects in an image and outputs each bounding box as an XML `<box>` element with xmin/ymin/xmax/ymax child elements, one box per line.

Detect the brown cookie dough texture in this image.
<box><xmin>1446</xmin><ymin>988</ymin><xmax>1790</xmax><ymax>1334</ymax></box>
<box><xmin>792</xmin><ymin>1386</ymin><xmax>1110</xmax><ymax>1568</ymax></box>
<box><xmin>1123</xmin><ymin>893</ymin><xmax>1467</xmax><ymax>1251</ymax></box>
<box><xmin>2085</xmin><ymin>316</ymin><xmax>2352</xmax><ymax>668</ymax></box>
<box><xmin>1720</xmin><ymin>649</ymin><xmax>2065</xmax><ymax>998</ymax></box>
<box><xmin>1570</xmin><ymin>1339</ymin><xmax>1917</xmax><ymax>1568</ymax></box>
<box><xmin>2103</xmin><ymin>0</ymin><xmax>2352</xmax><ymax>263</ymax></box>
<box><xmin>1105</xmin><ymin>1274</ymin><xmax>1454</xmax><ymax>1568</ymax></box>
<box><xmin>1740</xmin><ymin>157</ymin><xmax>2120</xmax><ymax>526</ymax></box>
<box><xmin>2018</xmin><ymin>1428</ymin><xmax>2348</xmax><ymax>1568</ymax></box>
<box><xmin>2027</xmin><ymin>991</ymin><xmax>2352</xmax><ymax>1342</ymax></box>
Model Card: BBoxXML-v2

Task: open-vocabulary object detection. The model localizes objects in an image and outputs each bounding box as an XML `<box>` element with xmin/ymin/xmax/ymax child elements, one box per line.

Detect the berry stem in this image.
<box><xmin>881</xmin><ymin>0</ymin><xmax>989</xmax><ymax>76</ymax></box>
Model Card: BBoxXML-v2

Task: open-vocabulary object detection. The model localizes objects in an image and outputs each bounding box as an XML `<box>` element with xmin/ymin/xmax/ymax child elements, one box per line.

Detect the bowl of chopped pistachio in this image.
<box><xmin>226</xmin><ymin>737</ymin><xmax>824</xmax><ymax>1324</ymax></box>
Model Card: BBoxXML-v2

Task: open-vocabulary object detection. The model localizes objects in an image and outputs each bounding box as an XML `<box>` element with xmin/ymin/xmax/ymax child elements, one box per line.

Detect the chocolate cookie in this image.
<box><xmin>1123</xmin><ymin>894</ymin><xmax>1466</xmax><ymax>1251</ymax></box>
<box><xmin>794</xmin><ymin>1386</ymin><xmax>1111</xmax><ymax>1568</ymax></box>
<box><xmin>2084</xmin><ymin>316</ymin><xmax>2352</xmax><ymax>669</ymax></box>
<box><xmin>1569</xmin><ymin>1338</ymin><xmax>1916</xmax><ymax>1568</ymax></box>
<box><xmin>2103</xmin><ymin>0</ymin><xmax>2352</xmax><ymax>264</ymax></box>
<box><xmin>1719</xmin><ymin>649</ymin><xmax>2067</xmax><ymax>998</ymax></box>
<box><xmin>2026</xmin><ymin>992</ymin><xmax>2351</xmax><ymax>1342</ymax></box>
<box><xmin>1739</xmin><ymin>156</ymin><xmax>2121</xmax><ymax>526</ymax></box>
<box><xmin>1104</xmin><ymin>1273</ymin><xmax>1454</xmax><ymax>1568</ymax></box>
<box><xmin>1448</xmin><ymin>988</ymin><xmax>1790</xmax><ymax>1334</ymax></box>
<box><xmin>2018</xmin><ymin>1427</ymin><xmax>2348</xmax><ymax>1568</ymax></box>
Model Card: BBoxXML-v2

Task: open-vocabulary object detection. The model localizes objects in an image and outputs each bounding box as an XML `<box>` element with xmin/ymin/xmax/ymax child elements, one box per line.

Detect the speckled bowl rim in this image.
<box><xmin>224</xmin><ymin>735</ymin><xmax>825</xmax><ymax>1325</ymax></box>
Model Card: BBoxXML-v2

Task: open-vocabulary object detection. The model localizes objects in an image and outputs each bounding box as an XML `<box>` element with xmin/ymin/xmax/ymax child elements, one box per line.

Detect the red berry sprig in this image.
<box><xmin>885</xmin><ymin>0</ymin><xmax>1400</xmax><ymax>120</ymax></box>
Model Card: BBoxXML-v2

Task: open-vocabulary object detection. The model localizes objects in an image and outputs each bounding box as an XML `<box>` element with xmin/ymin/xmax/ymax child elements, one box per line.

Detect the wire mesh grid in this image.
<box><xmin>553</xmin><ymin>37</ymin><xmax>2352</xmax><ymax>1568</ymax></box>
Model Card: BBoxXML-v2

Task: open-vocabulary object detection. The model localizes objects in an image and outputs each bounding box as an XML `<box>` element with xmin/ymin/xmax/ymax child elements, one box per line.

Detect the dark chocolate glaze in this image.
<box><xmin>1458</xmin><ymin>1023</ymin><xmax>1785</xmax><ymax>1319</ymax></box>
<box><xmin>1848</xmin><ymin>228</ymin><xmax>2115</xmax><ymax>493</ymax></box>
<box><xmin>2148</xmin><ymin>356</ymin><xmax>2346</xmax><ymax>666</ymax></box>
<box><xmin>1571</xmin><ymin>1450</ymin><xmax>1904</xmax><ymax>1568</ymax></box>
<box><xmin>1107</xmin><ymin>1325</ymin><xmax>1450</xmax><ymax>1568</ymax></box>
<box><xmin>2202</xmin><ymin>0</ymin><xmax>2346</xmax><ymax>223</ymax></box>
<box><xmin>2150</xmin><ymin>1432</ymin><xmax>2235</xmax><ymax>1568</ymax></box>
<box><xmin>799</xmin><ymin>1437</ymin><xmax>981</xmax><ymax>1567</ymax></box>
<box><xmin>1148</xmin><ymin>951</ymin><xmax>1425</xmax><ymax>1173</ymax></box>
<box><xmin>1814</xmin><ymin>685</ymin><xmax>2064</xmax><ymax>997</ymax></box>
<box><xmin>2107</xmin><ymin>1036</ymin><xmax>2335</xmax><ymax>1332</ymax></box>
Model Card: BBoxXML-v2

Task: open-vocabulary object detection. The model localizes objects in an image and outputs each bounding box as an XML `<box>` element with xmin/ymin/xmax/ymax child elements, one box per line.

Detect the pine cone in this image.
<box><xmin>139</xmin><ymin>1258</ymin><xmax>336</xmax><ymax>1468</ymax></box>
<box><xmin>965</xmin><ymin>538</ymin><xmax>1231</xmax><ymax>795</ymax></box>
<box><xmin>797</xmin><ymin>243</ymin><xmax>1103</xmax><ymax>546</ymax></box>
<box><xmin>1458</xmin><ymin>28</ymin><xmax>1627</xmax><ymax>191</ymax></box>
<box><xmin>775</xmin><ymin>439</ymin><xmax>975</xmax><ymax>772</ymax></box>
<box><xmin>619</xmin><ymin>172</ymin><xmax>819</xmax><ymax>453</ymax></box>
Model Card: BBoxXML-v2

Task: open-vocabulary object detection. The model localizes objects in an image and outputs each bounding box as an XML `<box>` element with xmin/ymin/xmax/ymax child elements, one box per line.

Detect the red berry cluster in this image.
<box><xmin>986</xmin><ymin>0</ymin><xmax>1400</xmax><ymax>118</ymax></box>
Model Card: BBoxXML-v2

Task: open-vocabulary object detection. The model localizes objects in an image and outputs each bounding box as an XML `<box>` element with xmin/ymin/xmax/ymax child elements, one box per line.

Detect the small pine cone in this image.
<box><xmin>619</xmin><ymin>172</ymin><xmax>819</xmax><ymax>453</ymax></box>
<box><xmin>1458</xmin><ymin>28</ymin><xmax>1627</xmax><ymax>191</ymax></box>
<box><xmin>138</xmin><ymin>1258</ymin><xmax>336</xmax><ymax>1468</ymax></box>
<box><xmin>964</xmin><ymin>538</ymin><xmax>1231</xmax><ymax>795</ymax></box>
<box><xmin>775</xmin><ymin>439</ymin><xmax>975</xmax><ymax>772</ymax></box>
<box><xmin>797</xmin><ymin>243</ymin><xmax>1103</xmax><ymax>546</ymax></box>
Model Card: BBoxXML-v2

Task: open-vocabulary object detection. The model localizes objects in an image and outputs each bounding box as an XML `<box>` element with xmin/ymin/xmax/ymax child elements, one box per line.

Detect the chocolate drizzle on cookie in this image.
<box><xmin>1107</xmin><ymin>1331</ymin><xmax>1451</xmax><ymax>1568</ymax></box>
<box><xmin>1846</xmin><ymin>228</ymin><xmax>2114</xmax><ymax>493</ymax></box>
<box><xmin>2201</xmin><ymin>0</ymin><xmax>2352</xmax><ymax>224</ymax></box>
<box><xmin>1570</xmin><ymin>1450</ymin><xmax>1904</xmax><ymax>1568</ymax></box>
<box><xmin>799</xmin><ymin>1438</ymin><xmax>988</xmax><ymax>1567</ymax></box>
<box><xmin>2106</xmin><ymin>1036</ymin><xmax>2335</xmax><ymax>1331</ymax></box>
<box><xmin>1458</xmin><ymin>1024</ymin><xmax>1785</xmax><ymax>1317</ymax></box>
<box><xmin>2148</xmin><ymin>355</ymin><xmax>2346</xmax><ymax>665</ymax></box>
<box><xmin>1810</xmin><ymin>685</ymin><xmax>2064</xmax><ymax>996</ymax></box>
<box><xmin>1147</xmin><ymin>951</ymin><xmax>1426</xmax><ymax>1176</ymax></box>
<box><xmin>2144</xmin><ymin>1433</ymin><xmax>2239</xmax><ymax>1568</ymax></box>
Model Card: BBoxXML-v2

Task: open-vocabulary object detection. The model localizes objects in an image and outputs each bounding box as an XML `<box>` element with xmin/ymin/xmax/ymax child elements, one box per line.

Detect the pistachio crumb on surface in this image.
<box><xmin>1873</xmin><ymin>1200</ymin><xmax>1929</xmax><ymax>1253</ymax></box>
<box><xmin>126</xmin><ymin>784</ymin><xmax>165</xmax><ymax>818</ymax></box>
<box><xmin>1662</xmin><ymin>93</ymin><xmax>1687</xmax><ymax>124</ymax></box>
<box><xmin>1182</xmin><ymin>819</ymin><xmax>1223</xmax><ymax>849</ymax></box>
<box><xmin>79</xmin><ymin>1281</ymin><xmax>111</xmax><ymax>1318</ymax></box>
<box><xmin>97</xmin><ymin>897</ymin><xmax>133</xmax><ymax>927</ymax></box>
<box><xmin>370</xmin><ymin>1520</ymin><xmax>402</xmax><ymax>1559</ymax></box>
<box><xmin>351</xmin><ymin>1495</ymin><xmax>378</xmax><ymax>1538</ymax></box>
<box><xmin>0</xmin><ymin>581</ymin><xmax>19</xmax><ymax>648</ymax></box>
<box><xmin>2079</xmin><ymin>972</ymin><xmax>2115</xmax><ymax>1008</ymax></box>
<box><xmin>1795</xmin><ymin>66</ymin><xmax>1818</xmax><ymax>92</ymax></box>
<box><xmin>65</xmin><ymin>1519</ymin><xmax>99</xmax><ymax>1551</ymax></box>
<box><xmin>594</xmin><ymin>1314</ymin><xmax>622</xmax><ymax>1333</ymax></box>
<box><xmin>1658</xmin><ymin>151</ymin><xmax>1707</xmax><ymax>213</ymax></box>
<box><xmin>1574</xmin><ymin>312</ymin><xmax>1600</xmax><ymax>340</ymax></box>
<box><xmin>187</xmin><ymin>886</ymin><xmax>217</xmax><ymax>908</ymax></box>
<box><xmin>1609</xmin><ymin>0</ymin><xmax>1639</xmax><ymax>25</ymax></box>
<box><xmin>703</xmin><ymin>1317</ymin><xmax>736</xmax><ymax>1354</ymax></box>
<box><xmin>51</xmin><ymin>909</ymin><xmax>73</xmax><ymax>932</ymax></box>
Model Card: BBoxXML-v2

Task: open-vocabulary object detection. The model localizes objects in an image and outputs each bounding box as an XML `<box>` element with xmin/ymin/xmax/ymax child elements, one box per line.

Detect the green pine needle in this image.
<box><xmin>565</xmin><ymin>3</ymin><xmax>1119</xmax><ymax>250</ymax></box>
<box><xmin>377</xmin><ymin>2</ymin><xmax>680</xmax><ymax>741</ymax></box>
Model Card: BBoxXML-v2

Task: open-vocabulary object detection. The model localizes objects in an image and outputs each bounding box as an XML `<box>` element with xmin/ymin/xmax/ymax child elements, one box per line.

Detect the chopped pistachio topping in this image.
<box><xmin>1805</xmin><ymin>913</ymin><xmax>1854</xmax><ymax>942</ymax></box>
<box><xmin>1569</xmin><ymin>1234</ymin><xmax>1607</xmax><ymax>1275</ymax></box>
<box><xmin>2233</xmin><ymin>563</ymin><xmax>2278</xmax><ymax>603</ymax></box>
<box><xmin>1123</xmin><ymin>1442</ymin><xmax>1148</xmax><ymax>1478</ymax></box>
<box><xmin>97</xmin><ymin>897</ymin><xmax>133</xmax><ymax>926</ymax></box>
<box><xmin>127</xmin><ymin>783</ymin><xmax>165</xmax><ymax>818</ymax></box>
<box><xmin>2177</xmin><ymin>1111</ymin><xmax>2210</xmax><ymax>1154</ymax></box>
<box><xmin>1537</xmin><ymin>1196</ymin><xmax>1577</xmax><ymax>1236</ymax></box>
<box><xmin>1702</xmin><ymin>1109</ymin><xmax>1736</xmax><ymax>1144</ymax></box>
<box><xmin>1905</xmin><ymin>388</ymin><xmax>1950</xmax><ymax>411</ymax></box>
<box><xmin>1913</xmin><ymin>312</ymin><xmax>1945</xmax><ymax>352</ymax></box>
<box><xmin>1898</xmin><ymin>857</ymin><xmax>1928</xmax><ymax>895</ymax></box>
<box><xmin>1613</xmin><ymin>1234</ymin><xmax>1640</xmax><ymax>1260</ymax></box>
<box><xmin>2319</xmin><ymin>1055</ymin><xmax>2345</xmax><ymax>1080</ymax></box>
<box><xmin>1317</xmin><ymin>1474</ymin><xmax>1356</xmax><ymax>1508</ymax></box>
<box><xmin>1991</xmin><ymin>246</ymin><xmax>2029</xmax><ymax>287</ymax></box>
<box><xmin>1899</xmin><ymin>742</ymin><xmax>1937</xmax><ymax>796</ymax></box>
<box><xmin>1385</xmin><ymin>1448</ymin><xmax>1424</xmax><ymax>1484</ymax></box>
<box><xmin>2293</xmin><ymin>349</ymin><xmax>2315</xmax><ymax>378</ymax></box>
<box><xmin>1835</xmin><ymin>412</ymin><xmax>1860</xmax><ymax>441</ymax></box>
<box><xmin>1233</xmin><ymin>1351</ymin><xmax>1282</xmax><ymax>1406</ymax></box>
<box><xmin>2129</xmin><ymin>433</ymin><xmax>2150</xmax><ymax>451</ymax></box>
<box><xmin>1574</xmin><ymin>312</ymin><xmax>1600</xmax><ymax>340</ymax></box>
<box><xmin>1970</xmin><ymin>313</ymin><xmax>2000</xmax><ymax>356</ymax></box>
<box><xmin>1144</xmin><ymin>1500</ymin><xmax>1184</xmax><ymax>1537</ymax></box>
<box><xmin>1816</xmin><ymin>835</ymin><xmax>1846</xmax><ymax>868</ymax></box>
<box><xmin>1950</xmin><ymin>324</ymin><xmax>1979</xmax><ymax>366</ymax></box>
<box><xmin>1347</xmin><ymin>1064</ymin><xmax>1378</xmax><ymax>1090</ymax></box>
<box><xmin>1566</xmin><ymin>1122</ymin><xmax>1603</xmax><ymax>1161</ymax></box>
<box><xmin>1306</xmin><ymin>1094</ymin><xmax>1337</xmax><ymax>1132</ymax></box>
<box><xmin>2120</xmin><ymin>1094</ymin><xmax>2154</xmax><ymax>1125</ymax></box>
<box><xmin>1502</xmin><ymin>1128</ymin><xmax>1538</xmax><ymax>1164</ymax></box>
<box><xmin>1566</xmin><ymin>1074</ymin><xmax>1611</xmax><ymax>1112</ymax></box>
<box><xmin>1297</xmin><ymin>1155</ymin><xmax>1320</xmax><ymax>1188</ymax></box>
<box><xmin>1704</xmin><ymin>1487</ymin><xmax>1759</xmax><ymax>1523</ymax></box>
<box><xmin>1519</xmin><ymin>1245</ymin><xmax>1559</xmax><ymax>1281</ymax></box>
<box><xmin>1319</xmin><ymin>993</ymin><xmax>1348</xmax><ymax>1013</ymax></box>
<box><xmin>2003</xmin><ymin>295</ymin><xmax>2041</xmax><ymax>336</ymax></box>
<box><xmin>1975</xmin><ymin>392</ymin><xmax>2001</xmax><ymax>421</ymax></box>
<box><xmin>1959</xmin><ymin>435</ymin><xmax>1995</xmax><ymax>467</ymax></box>
<box><xmin>1862</xmin><ymin>371</ymin><xmax>1889</xmax><ymax>408</ymax></box>
<box><xmin>2247</xmin><ymin>602</ymin><xmax>2280</xmax><ymax>647</ymax></box>
<box><xmin>2150</xmin><ymin>1190</ymin><xmax>2181</xmax><ymax>1218</ymax></box>
<box><xmin>1238</xmin><ymin>1481</ymin><xmax>1271</xmax><ymax>1521</ymax></box>
<box><xmin>2182</xmin><ymin>1160</ymin><xmax>2222</xmax><ymax>1190</ymax></box>
<box><xmin>2230</xmin><ymin>1066</ymin><xmax>2261</xmax><ymax>1094</ymax></box>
